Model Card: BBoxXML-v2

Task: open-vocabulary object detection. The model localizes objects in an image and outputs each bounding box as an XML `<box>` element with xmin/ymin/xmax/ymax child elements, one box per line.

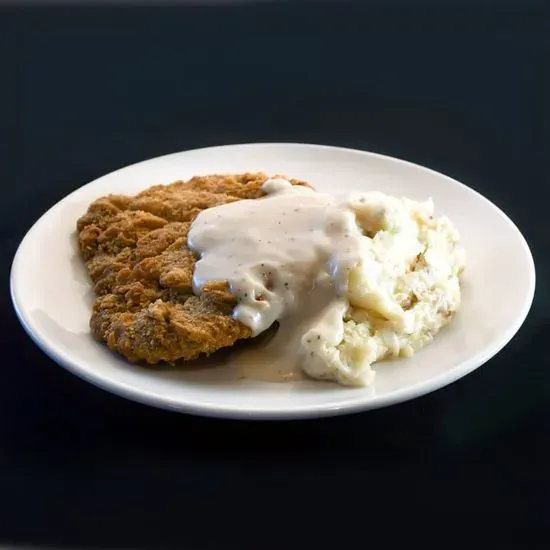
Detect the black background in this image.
<box><xmin>1</xmin><ymin>1</ymin><xmax>549</xmax><ymax>548</ymax></box>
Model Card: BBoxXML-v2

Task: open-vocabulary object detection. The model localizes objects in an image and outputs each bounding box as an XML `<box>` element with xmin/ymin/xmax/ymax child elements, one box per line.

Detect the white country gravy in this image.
<box><xmin>187</xmin><ymin>178</ymin><xmax>466</xmax><ymax>386</ymax></box>
<box><xmin>187</xmin><ymin>178</ymin><xmax>363</xmax><ymax>382</ymax></box>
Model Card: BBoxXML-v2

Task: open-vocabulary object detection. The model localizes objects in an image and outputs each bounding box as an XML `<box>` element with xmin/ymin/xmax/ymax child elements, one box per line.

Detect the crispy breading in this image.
<box><xmin>77</xmin><ymin>172</ymin><xmax>310</xmax><ymax>364</ymax></box>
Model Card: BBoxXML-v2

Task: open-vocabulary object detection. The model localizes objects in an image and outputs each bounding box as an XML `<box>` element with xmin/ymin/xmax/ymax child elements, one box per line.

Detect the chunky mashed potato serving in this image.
<box><xmin>305</xmin><ymin>192</ymin><xmax>466</xmax><ymax>386</ymax></box>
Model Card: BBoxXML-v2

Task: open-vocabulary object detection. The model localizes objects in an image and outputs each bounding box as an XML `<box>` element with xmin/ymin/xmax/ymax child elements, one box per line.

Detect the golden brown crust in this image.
<box><xmin>77</xmin><ymin>172</ymin><xmax>310</xmax><ymax>364</ymax></box>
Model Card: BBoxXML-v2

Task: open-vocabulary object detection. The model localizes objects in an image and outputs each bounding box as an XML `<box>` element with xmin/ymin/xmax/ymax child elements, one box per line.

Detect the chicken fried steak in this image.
<box><xmin>76</xmin><ymin>173</ymin><xmax>309</xmax><ymax>364</ymax></box>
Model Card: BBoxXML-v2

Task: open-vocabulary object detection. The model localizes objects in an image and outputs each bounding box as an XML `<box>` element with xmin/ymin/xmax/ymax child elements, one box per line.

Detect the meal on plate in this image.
<box><xmin>76</xmin><ymin>172</ymin><xmax>466</xmax><ymax>387</ymax></box>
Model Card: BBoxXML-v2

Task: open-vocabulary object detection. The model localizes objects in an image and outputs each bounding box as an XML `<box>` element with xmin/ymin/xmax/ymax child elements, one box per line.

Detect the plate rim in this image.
<box><xmin>10</xmin><ymin>142</ymin><xmax>537</xmax><ymax>419</ymax></box>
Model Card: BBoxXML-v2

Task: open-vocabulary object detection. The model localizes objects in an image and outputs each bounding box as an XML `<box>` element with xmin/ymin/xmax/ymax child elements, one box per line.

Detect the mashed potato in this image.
<box><xmin>301</xmin><ymin>191</ymin><xmax>466</xmax><ymax>386</ymax></box>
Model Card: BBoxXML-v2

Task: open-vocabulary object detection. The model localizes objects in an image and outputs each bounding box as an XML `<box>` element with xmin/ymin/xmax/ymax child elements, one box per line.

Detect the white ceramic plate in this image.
<box><xmin>11</xmin><ymin>143</ymin><xmax>535</xmax><ymax>419</ymax></box>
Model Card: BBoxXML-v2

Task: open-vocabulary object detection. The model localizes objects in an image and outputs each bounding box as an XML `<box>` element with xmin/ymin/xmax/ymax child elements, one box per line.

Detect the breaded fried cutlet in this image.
<box><xmin>77</xmin><ymin>172</ymin><xmax>310</xmax><ymax>364</ymax></box>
